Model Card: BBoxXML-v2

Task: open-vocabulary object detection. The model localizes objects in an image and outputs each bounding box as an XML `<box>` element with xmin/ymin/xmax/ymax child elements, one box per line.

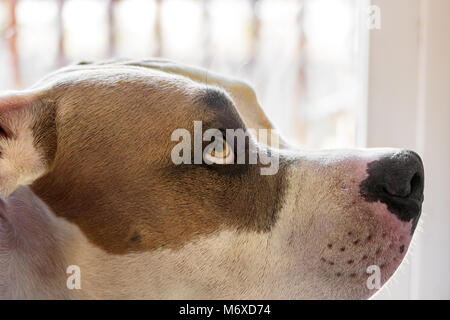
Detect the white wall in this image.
<box><xmin>367</xmin><ymin>0</ymin><xmax>450</xmax><ymax>299</ymax></box>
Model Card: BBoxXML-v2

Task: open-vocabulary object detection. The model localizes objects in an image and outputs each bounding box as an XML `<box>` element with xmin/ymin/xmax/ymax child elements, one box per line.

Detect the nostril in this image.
<box><xmin>380</xmin><ymin>171</ymin><xmax>422</xmax><ymax>199</ymax></box>
<box><xmin>382</xmin><ymin>183</ymin><xmax>410</xmax><ymax>199</ymax></box>
<box><xmin>409</xmin><ymin>172</ymin><xmax>423</xmax><ymax>197</ymax></box>
<box><xmin>382</xmin><ymin>171</ymin><xmax>423</xmax><ymax>200</ymax></box>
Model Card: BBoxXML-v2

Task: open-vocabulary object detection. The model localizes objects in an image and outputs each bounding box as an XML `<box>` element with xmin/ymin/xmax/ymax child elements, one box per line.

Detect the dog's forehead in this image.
<box><xmin>33</xmin><ymin>59</ymin><xmax>284</xmax><ymax>147</ymax></box>
<box><xmin>36</xmin><ymin>64</ymin><xmax>243</xmax><ymax>128</ymax></box>
<box><xmin>36</xmin><ymin>63</ymin><xmax>197</xmax><ymax>93</ymax></box>
<box><xmin>33</xmin><ymin>65</ymin><xmax>246</xmax><ymax>176</ymax></box>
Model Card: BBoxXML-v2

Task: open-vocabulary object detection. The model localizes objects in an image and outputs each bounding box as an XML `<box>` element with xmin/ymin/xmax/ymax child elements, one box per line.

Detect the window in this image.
<box><xmin>0</xmin><ymin>0</ymin><xmax>368</xmax><ymax>149</ymax></box>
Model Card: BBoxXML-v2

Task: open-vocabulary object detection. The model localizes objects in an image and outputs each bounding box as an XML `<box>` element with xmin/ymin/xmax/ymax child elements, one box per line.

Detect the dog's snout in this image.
<box><xmin>360</xmin><ymin>150</ymin><xmax>424</xmax><ymax>227</ymax></box>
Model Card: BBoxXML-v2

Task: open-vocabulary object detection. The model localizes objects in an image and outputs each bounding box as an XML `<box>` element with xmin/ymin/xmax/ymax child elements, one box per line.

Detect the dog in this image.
<box><xmin>0</xmin><ymin>59</ymin><xmax>424</xmax><ymax>299</ymax></box>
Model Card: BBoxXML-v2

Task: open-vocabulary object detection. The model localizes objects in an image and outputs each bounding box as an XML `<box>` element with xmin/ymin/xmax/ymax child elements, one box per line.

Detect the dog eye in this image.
<box><xmin>204</xmin><ymin>137</ymin><xmax>234</xmax><ymax>165</ymax></box>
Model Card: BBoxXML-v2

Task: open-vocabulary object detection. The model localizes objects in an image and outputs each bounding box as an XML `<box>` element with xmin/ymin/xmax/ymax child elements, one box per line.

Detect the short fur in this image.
<box><xmin>0</xmin><ymin>59</ymin><xmax>423</xmax><ymax>299</ymax></box>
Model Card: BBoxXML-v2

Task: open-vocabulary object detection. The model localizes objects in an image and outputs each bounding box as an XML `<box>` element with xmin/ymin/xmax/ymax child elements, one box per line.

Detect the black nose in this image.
<box><xmin>360</xmin><ymin>150</ymin><xmax>424</xmax><ymax>228</ymax></box>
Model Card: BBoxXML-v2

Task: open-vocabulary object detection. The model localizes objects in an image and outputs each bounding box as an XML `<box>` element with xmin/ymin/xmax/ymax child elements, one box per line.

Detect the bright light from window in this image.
<box><xmin>0</xmin><ymin>0</ymin><xmax>368</xmax><ymax>149</ymax></box>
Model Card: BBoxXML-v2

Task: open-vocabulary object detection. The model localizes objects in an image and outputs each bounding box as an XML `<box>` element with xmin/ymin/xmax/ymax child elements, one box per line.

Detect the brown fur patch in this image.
<box><xmin>30</xmin><ymin>66</ymin><xmax>288</xmax><ymax>254</ymax></box>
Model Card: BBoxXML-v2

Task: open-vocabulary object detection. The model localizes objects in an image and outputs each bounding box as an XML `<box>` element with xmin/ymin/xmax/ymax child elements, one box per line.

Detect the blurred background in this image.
<box><xmin>0</xmin><ymin>0</ymin><xmax>368</xmax><ymax>149</ymax></box>
<box><xmin>0</xmin><ymin>0</ymin><xmax>448</xmax><ymax>299</ymax></box>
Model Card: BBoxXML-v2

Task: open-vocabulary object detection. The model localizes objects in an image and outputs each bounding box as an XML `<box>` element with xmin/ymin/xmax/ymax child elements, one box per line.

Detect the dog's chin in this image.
<box><xmin>314</xmin><ymin>201</ymin><xmax>415</xmax><ymax>299</ymax></box>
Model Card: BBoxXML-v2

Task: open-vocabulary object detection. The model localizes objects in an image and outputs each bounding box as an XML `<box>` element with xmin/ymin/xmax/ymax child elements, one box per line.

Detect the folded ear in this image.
<box><xmin>101</xmin><ymin>59</ymin><xmax>289</xmax><ymax>148</ymax></box>
<box><xmin>0</xmin><ymin>91</ymin><xmax>54</xmax><ymax>197</ymax></box>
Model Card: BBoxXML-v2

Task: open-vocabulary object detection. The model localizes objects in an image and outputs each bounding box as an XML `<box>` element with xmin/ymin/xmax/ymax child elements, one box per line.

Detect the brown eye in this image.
<box><xmin>204</xmin><ymin>137</ymin><xmax>234</xmax><ymax>165</ymax></box>
<box><xmin>211</xmin><ymin>138</ymin><xmax>230</xmax><ymax>159</ymax></box>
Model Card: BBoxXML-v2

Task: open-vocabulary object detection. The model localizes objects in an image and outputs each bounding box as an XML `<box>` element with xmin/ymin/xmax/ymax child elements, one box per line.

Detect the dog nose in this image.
<box><xmin>361</xmin><ymin>150</ymin><xmax>424</xmax><ymax>225</ymax></box>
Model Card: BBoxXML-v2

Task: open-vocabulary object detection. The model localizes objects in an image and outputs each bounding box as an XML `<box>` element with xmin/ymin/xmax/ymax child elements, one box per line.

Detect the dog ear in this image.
<box><xmin>0</xmin><ymin>91</ymin><xmax>53</xmax><ymax>197</ymax></box>
<box><xmin>106</xmin><ymin>59</ymin><xmax>289</xmax><ymax>148</ymax></box>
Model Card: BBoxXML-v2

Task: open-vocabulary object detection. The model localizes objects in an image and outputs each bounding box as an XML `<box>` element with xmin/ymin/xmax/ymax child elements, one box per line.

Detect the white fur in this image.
<box><xmin>0</xmin><ymin>110</ymin><xmax>46</xmax><ymax>197</ymax></box>
<box><xmin>0</xmin><ymin>148</ymin><xmax>414</xmax><ymax>299</ymax></box>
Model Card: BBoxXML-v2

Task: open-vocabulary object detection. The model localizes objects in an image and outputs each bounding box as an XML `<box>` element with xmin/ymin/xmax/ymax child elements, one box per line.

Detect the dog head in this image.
<box><xmin>0</xmin><ymin>59</ymin><xmax>424</xmax><ymax>299</ymax></box>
